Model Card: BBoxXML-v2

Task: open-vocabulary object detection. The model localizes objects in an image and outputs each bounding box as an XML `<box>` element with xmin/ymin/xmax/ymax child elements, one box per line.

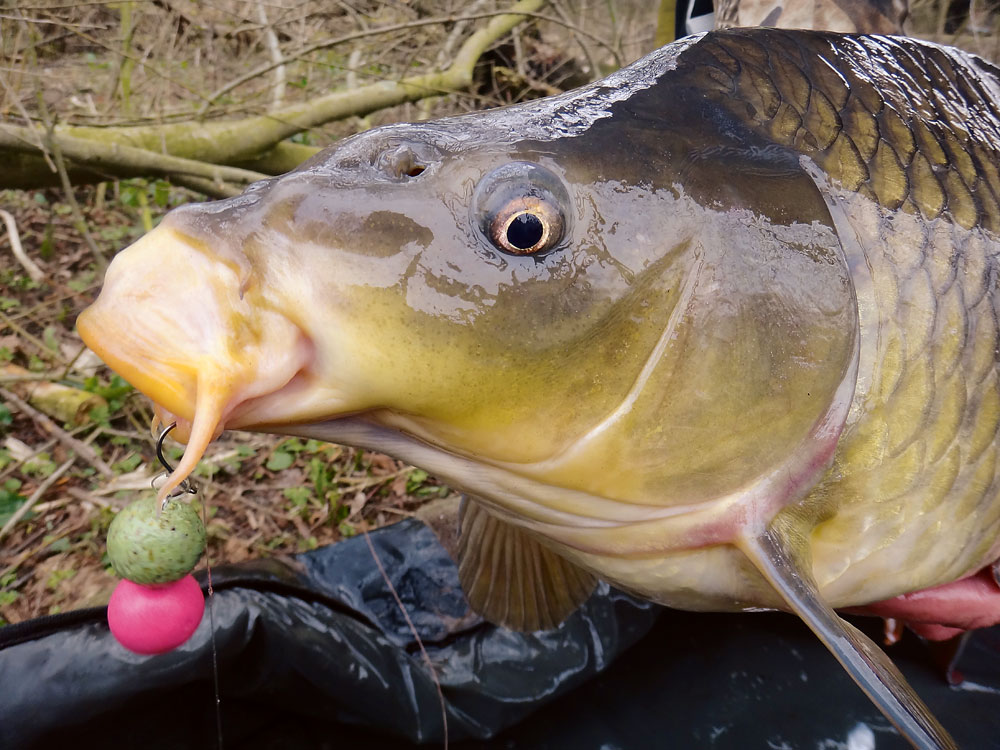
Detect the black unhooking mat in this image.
<box><xmin>1</xmin><ymin>517</ymin><xmax>999</xmax><ymax>749</ymax></box>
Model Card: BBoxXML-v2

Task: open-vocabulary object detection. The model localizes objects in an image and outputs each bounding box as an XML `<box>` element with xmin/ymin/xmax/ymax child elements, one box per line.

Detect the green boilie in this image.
<box><xmin>107</xmin><ymin>496</ymin><xmax>206</xmax><ymax>584</ymax></box>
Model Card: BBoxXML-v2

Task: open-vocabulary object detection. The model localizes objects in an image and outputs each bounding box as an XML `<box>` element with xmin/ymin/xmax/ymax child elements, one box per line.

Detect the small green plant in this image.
<box><xmin>0</xmin><ymin>482</ymin><xmax>27</xmax><ymax>526</ymax></box>
<box><xmin>0</xmin><ymin>591</ymin><xmax>19</xmax><ymax>608</ymax></box>
<box><xmin>266</xmin><ymin>449</ymin><xmax>295</xmax><ymax>472</ymax></box>
<box><xmin>84</xmin><ymin>374</ymin><xmax>135</xmax><ymax>424</ymax></box>
<box><xmin>112</xmin><ymin>453</ymin><xmax>143</xmax><ymax>473</ymax></box>
<box><xmin>45</xmin><ymin>537</ymin><xmax>71</xmax><ymax>553</ymax></box>
<box><xmin>24</xmin><ymin>452</ymin><xmax>57</xmax><ymax>478</ymax></box>
<box><xmin>283</xmin><ymin>487</ymin><xmax>311</xmax><ymax>513</ymax></box>
<box><xmin>67</xmin><ymin>270</ymin><xmax>97</xmax><ymax>293</ymax></box>
<box><xmin>84</xmin><ymin>52</ymin><xmax>109</xmax><ymax>70</ymax></box>
<box><xmin>45</xmin><ymin>569</ymin><xmax>76</xmax><ymax>590</ymax></box>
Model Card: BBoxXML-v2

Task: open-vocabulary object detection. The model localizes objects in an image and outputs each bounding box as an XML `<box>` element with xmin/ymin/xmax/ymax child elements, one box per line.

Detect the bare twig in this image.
<box><xmin>0</xmin><ymin>455</ymin><xmax>76</xmax><ymax>543</ymax></box>
<box><xmin>25</xmin><ymin>497</ymin><xmax>75</xmax><ymax>514</ymax></box>
<box><xmin>345</xmin><ymin>47</ymin><xmax>362</xmax><ymax>91</ymax></box>
<box><xmin>0</xmin><ymin>387</ymin><xmax>113</xmax><ymax>478</ymax></box>
<box><xmin>58</xmin><ymin>344</ymin><xmax>90</xmax><ymax>381</ymax></box>
<box><xmin>200</xmin><ymin>2</ymin><xmax>557</xmax><ymax>113</ymax></box>
<box><xmin>41</xmin><ymin>117</ymin><xmax>109</xmax><ymax>272</ymax></box>
<box><xmin>0</xmin><ymin>208</ymin><xmax>43</xmax><ymax>283</ymax></box>
<box><xmin>0</xmin><ymin>372</ymin><xmax>71</xmax><ymax>384</ymax></box>
<box><xmin>256</xmin><ymin>0</ymin><xmax>286</xmax><ymax>109</ymax></box>
<box><xmin>17</xmin><ymin>15</ymin><xmax>109</xmax><ymax>272</ymax></box>
<box><xmin>66</xmin><ymin>486</ymin><xmax>113</xmax><ymax>508</ymax></box>
<box><xmin>493</xmin><ymin>66</ymin><xmax>562</xmax><ymax>96</ymax></box>
<box><xmin>0</xmin><ymin>309</ymin><xmax>59</xmax><ymax>363</ymax></box>
<box><xmin>551</xmin><ymin>0</ymin><xmax>603</xmax><ymax>78</ymax></box>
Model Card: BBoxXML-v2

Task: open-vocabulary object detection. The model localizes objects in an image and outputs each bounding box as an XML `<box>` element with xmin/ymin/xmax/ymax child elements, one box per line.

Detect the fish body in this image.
<box><xmin>78</xmin><ymin>29</ymin><xmax>1000</xmax><ymax>748</ymax></box>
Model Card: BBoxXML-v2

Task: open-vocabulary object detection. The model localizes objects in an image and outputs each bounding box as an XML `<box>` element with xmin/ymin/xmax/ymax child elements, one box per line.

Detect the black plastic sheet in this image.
<box><xmin>3</xmin><ymin>518</ymin><xmax>1000</xmax><ymax>749</ymax></box>
<box><xmin>0</xmin><ymin>519</ymin><xmax>660</xmax><ymax>748</ymax></box>
<box><xmin>463</xmin><ymin>611</ymin><xmax>1000</xmax><ymax>750</ymax></box>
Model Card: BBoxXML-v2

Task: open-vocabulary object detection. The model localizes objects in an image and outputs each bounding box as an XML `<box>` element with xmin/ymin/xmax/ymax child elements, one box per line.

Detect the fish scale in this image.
<box><xmin>801</xmin><ymin>190</ymin><xmax>1000</xmax><ymax>600</ymax></box>
<box><xmin>702</xmin><ymin>32</ymin><xmax>1000</xmax><ymax>230</ymax></box>
<box><xmin>805</xmin><ymin>195</ymin><xmax>1000</xmax><ymax>605</ymax></box>
<box><xmin>674</xmin><ymin>32</ymin><xmax>1000</xmax><ymax>610</ymax></box>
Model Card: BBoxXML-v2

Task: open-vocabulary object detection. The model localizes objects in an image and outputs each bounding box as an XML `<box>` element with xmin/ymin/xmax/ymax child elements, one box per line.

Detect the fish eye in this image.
<box><xmin>473</xmin><ymin>162</ymin><xmax>570</xmax><ymax>257</ymax></box>
<box><xmin>490</xmin><ymin>197</ymin><xmax>563</xmax><ymax>255</ymax></box>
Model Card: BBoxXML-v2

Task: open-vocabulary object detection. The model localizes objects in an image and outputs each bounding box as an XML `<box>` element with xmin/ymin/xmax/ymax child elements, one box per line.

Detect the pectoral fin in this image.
<box><xmin>739</xmin><ymin>524</ymin><xmax>956</xmax><ymax>750</ymax></box>
<box><xmin>457</xmin><ymin>499</ymin><xmax>596</xmax><ymax>631</ymax></box>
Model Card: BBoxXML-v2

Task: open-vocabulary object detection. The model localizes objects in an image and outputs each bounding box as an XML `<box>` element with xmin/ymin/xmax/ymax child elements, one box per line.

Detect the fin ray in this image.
<box><xmin>740</xmin><ymin>526</ymin><xmax>957</xmax><ymax>750</ymax></box>
<box><xmin>458</xmin><ymin>500</ymin><xmax>597</xmax><ymax>631</ymax></box>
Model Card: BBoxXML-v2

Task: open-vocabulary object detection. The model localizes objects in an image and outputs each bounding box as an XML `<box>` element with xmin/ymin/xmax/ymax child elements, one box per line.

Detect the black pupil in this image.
<box><xmin>507</xmin><ymin>212</ymin><xmax>544</xmax><ymax>250</ymax></box>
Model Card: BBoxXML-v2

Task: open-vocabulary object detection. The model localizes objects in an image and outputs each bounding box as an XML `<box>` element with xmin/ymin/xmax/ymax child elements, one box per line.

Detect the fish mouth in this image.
<box><xmin>77</xmin><ymin>226</ymin><xmax>316</xmax><ymax>500</ymax></box>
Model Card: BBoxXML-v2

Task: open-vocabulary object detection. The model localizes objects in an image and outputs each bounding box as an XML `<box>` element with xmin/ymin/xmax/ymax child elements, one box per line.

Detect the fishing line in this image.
<box><xmin>156</xmin><ymin>423</ymin><xmax>224</xmax><ymax>749</ymax></box>
<box><xmin>363</xmin><ymin>528</ymin><xmax>449</xmax><ymax>749</ymax></box>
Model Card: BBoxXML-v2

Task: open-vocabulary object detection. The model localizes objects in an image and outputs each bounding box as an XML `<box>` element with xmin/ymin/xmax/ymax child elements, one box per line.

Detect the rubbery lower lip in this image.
<box><xmin>76</xmin><ymin>224</ymin><xmax>317</xmax><ymax>499</ymax></box>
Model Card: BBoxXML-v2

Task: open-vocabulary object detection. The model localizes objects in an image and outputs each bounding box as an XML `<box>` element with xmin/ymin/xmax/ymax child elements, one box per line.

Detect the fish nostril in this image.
<box><xmin>376</xmin><ymin>140</ymin><xmax>440</xmax><ymax>180</ymax></box>
<box><xmin>391</xmin><ymin>152</ymin><xmax>425</xmax><ymax>180</ymax></box>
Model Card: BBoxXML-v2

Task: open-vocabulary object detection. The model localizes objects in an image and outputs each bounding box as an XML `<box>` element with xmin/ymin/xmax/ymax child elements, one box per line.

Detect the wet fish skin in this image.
<box><xmin>686</xmin><ymin>31</ymin><xmax>1000</xmax><ymax>608</ymax></box>
<box><xmin>75</xmin><ymin>29</ymin><xmax>1000</xmax><ymax>749</ymax></box>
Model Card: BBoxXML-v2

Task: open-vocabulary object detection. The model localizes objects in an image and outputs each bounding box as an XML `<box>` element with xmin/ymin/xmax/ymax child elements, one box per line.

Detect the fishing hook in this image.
<box><xmin>152</xmin><ymin>421</ymin><xmax>198</xmax><ymax>500</ymax></box>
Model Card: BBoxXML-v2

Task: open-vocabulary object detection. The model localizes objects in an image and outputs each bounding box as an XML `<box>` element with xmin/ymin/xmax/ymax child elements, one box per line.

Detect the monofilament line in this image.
<box><xmin>204</xmin><ymin>495</ymin><xmax>223</xmax><ymax>750</ymax></box>
<box><xmin>154</xmin><ymin>423</ymin><xmax>222</xmax><ymax>747</ymax></box>
<box><xmin>363</xmin><ymin>529</ymin><xmax>449</xmax><ymax>749</ymax></box>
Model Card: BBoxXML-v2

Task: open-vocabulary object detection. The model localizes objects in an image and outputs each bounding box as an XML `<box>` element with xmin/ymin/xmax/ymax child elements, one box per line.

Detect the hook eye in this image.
<box><xmin>152</xmin><ymin>422</ymin><xmax>198</xmax><ymax>502</ymax></box>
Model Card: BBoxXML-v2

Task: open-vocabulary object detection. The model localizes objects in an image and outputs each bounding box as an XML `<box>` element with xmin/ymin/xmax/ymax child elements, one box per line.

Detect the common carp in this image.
<box><xmin>77</xmin><ymin>28</ymin><xmax>1000</xmax><ymax>749</ymax></box>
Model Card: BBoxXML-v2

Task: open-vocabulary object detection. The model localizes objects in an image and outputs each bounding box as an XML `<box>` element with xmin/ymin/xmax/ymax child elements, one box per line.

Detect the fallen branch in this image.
<box><xmin>0</xmin><ymin>124</ymin><xmax>269</xmax><ymax>185</ymax></box>
<box><xmin>0</xmin><ymin>0</ymin><xmax>546</xmax><ymax>189</ymax></box>
<box><xmin>2</xmin><ymin>365</ymin><xmax>107</xmax><ymax>425</ymax></box>
<box><xmin>168</xmin><ymin>174</ymin><xmax>246</xmax><ymax>199</ymax></box>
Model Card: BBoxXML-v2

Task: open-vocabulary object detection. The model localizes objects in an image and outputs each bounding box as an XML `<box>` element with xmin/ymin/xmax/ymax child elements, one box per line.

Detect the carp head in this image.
<box><xmin>78</xmin><ymin>68</ymin><xmax>857</xmax><ymax>528</ymax></box>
